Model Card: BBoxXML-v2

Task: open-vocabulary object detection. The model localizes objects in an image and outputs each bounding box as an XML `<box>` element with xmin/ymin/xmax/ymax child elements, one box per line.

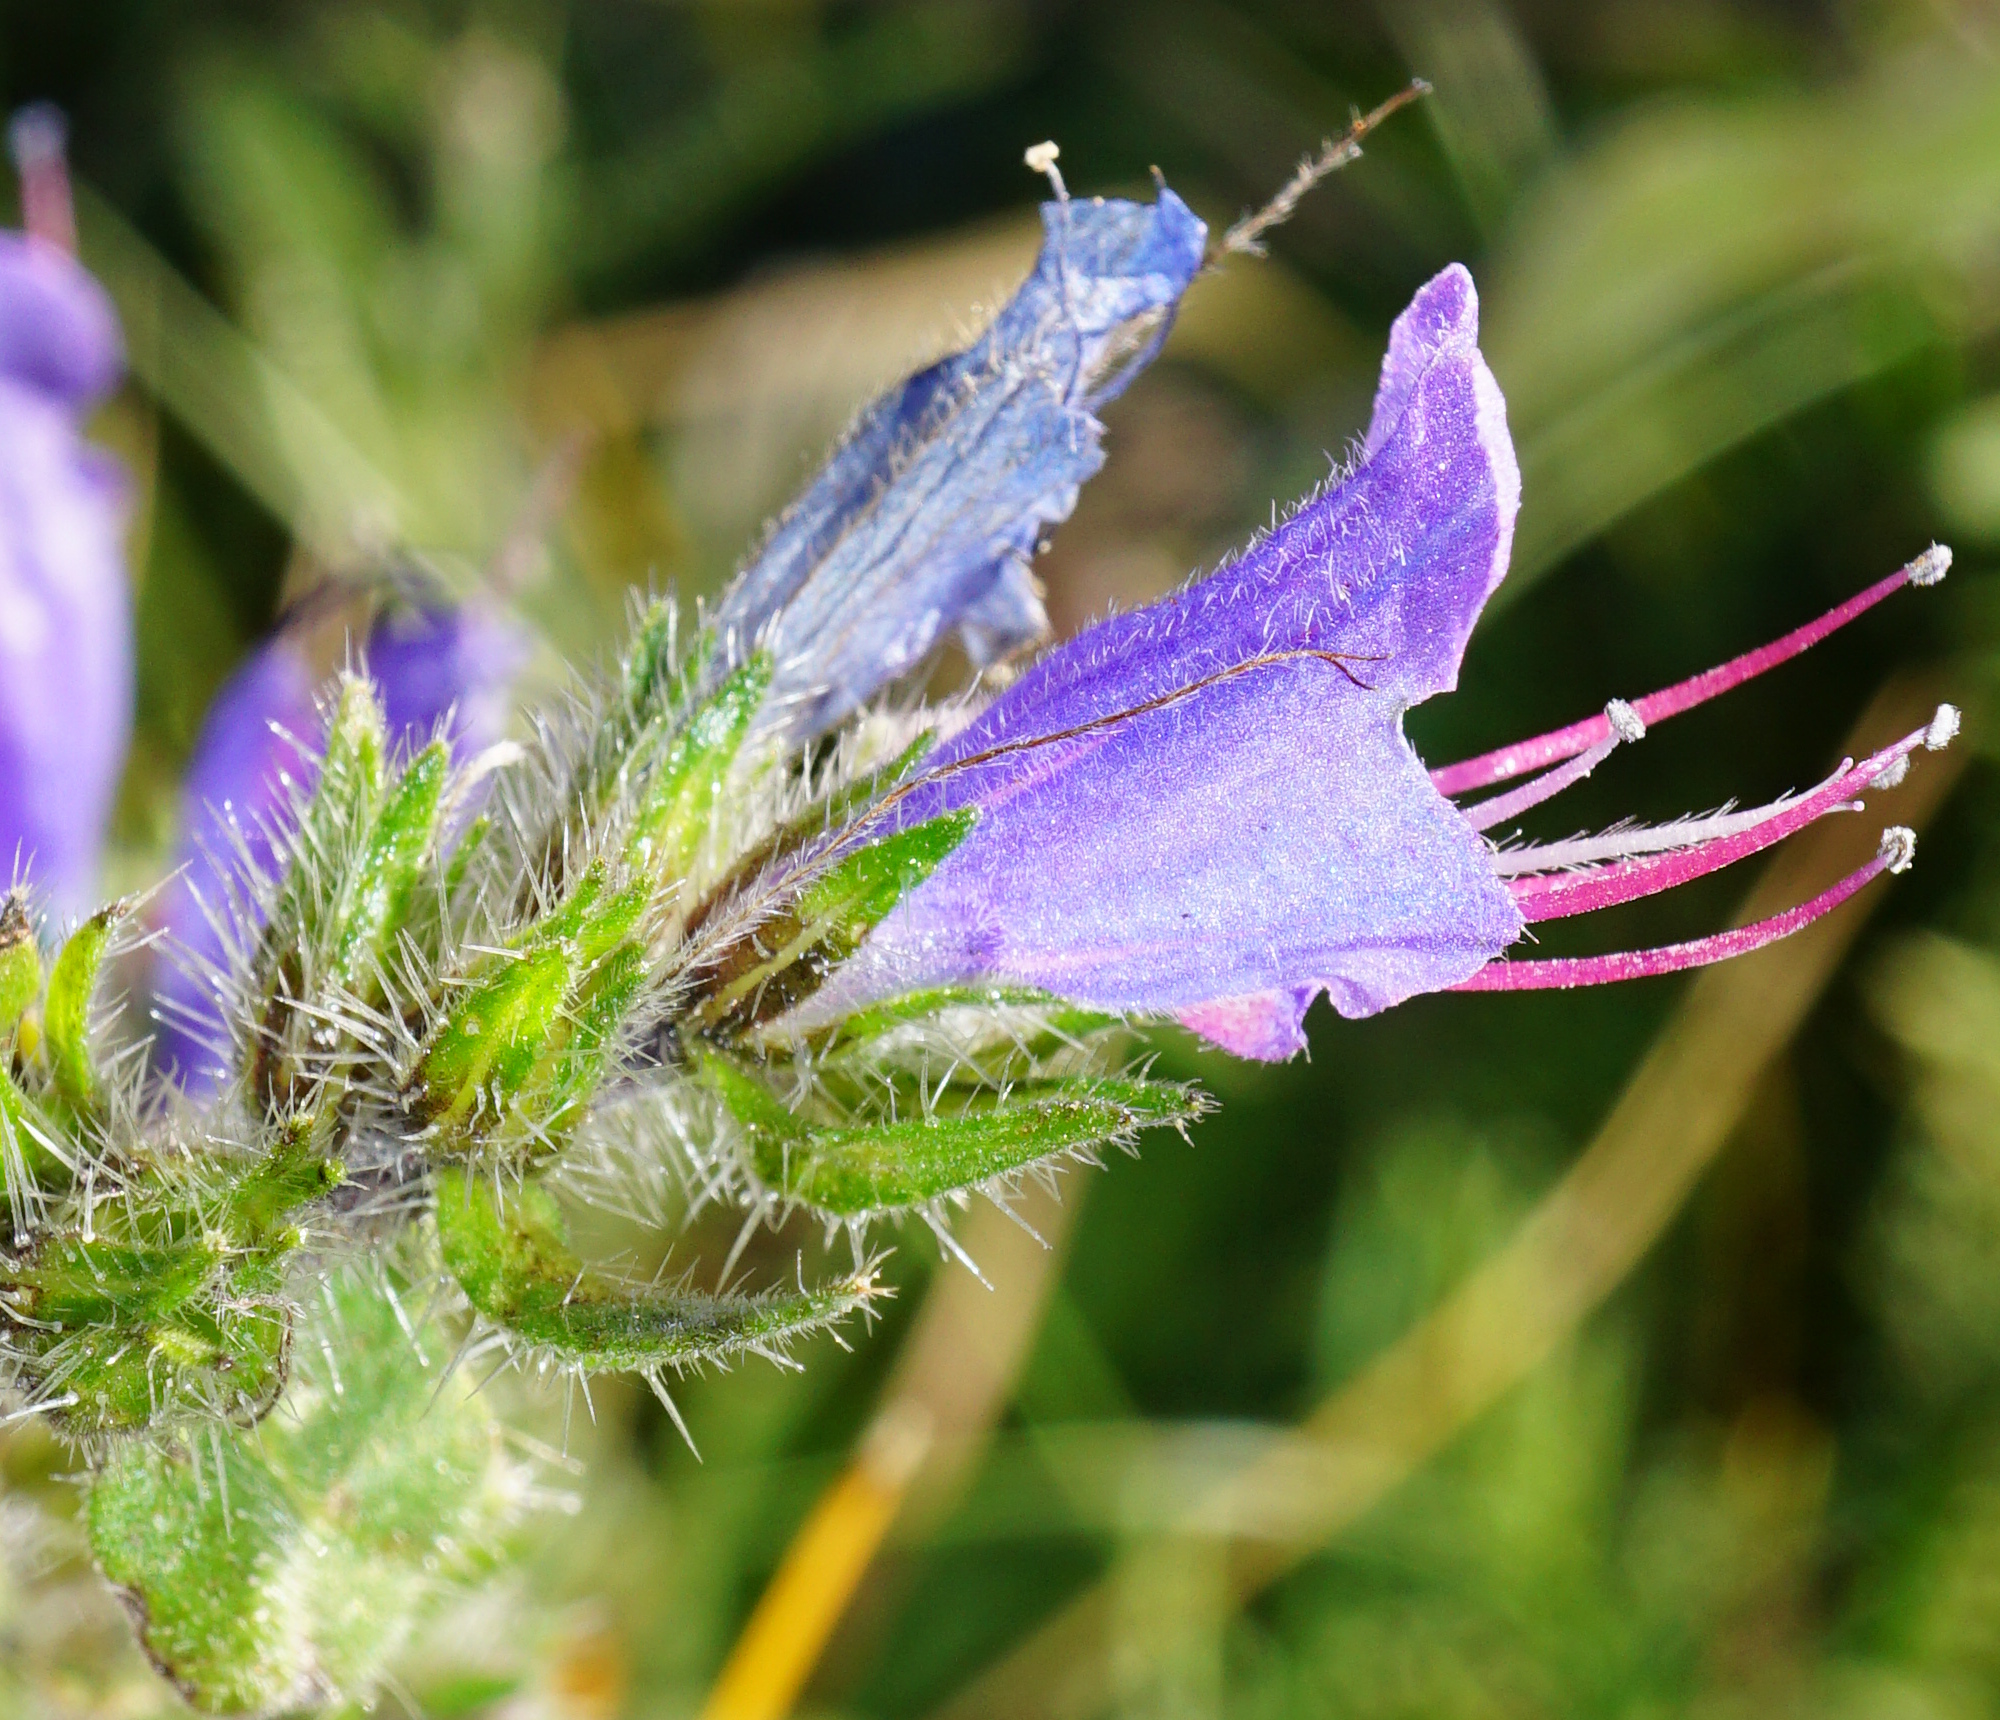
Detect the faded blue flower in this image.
<box><xmin>711</xmin><ymin>182</ymin><xmax>1207</xmax><ymax>738</ymax></box>
<box><xmin>0</xmin><ymin>167</ymin><xmax>131</xmax><ymax>921</ymax></box>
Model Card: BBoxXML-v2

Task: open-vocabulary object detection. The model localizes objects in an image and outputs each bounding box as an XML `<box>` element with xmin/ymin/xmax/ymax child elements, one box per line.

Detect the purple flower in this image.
<box><xmin>152</xmin><ymin>596</ymin><xmax>529</xmax><ymax>1083</ymax></box>
<box><xmin>799</xmin><ymin>265</ymin><xmax>1953</xmax><ymax>1059</ymax></box>
<box><xmin>0</xmin><ymin>128</ymin><xmax>131</xmax><ymax>922</ymax></box>
<box><xmin>711</xmin><ymin>182</ymin><xmax>1207</xmax><ymax>738</ymax></box>
<box><xmin>364</xmin><ymin>601</ymin><xmax>531</xmax><ymax>757</ymax></box>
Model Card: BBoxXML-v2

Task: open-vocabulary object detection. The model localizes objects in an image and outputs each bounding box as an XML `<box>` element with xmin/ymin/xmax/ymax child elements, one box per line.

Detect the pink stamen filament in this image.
<box><xmin>1431</xmin><ymin>548</ymin><xmax>1949</xmax><ymax>797</ymax></box>
<box><xmin>1453</xmin><ymin>829</ymin><xmax>1911</xmax><ymax>993</ymax></box>
<box><xmin>1506</xmin><ymin>723</ymin><xmax>1932</xmax><ymax>923</ymax></box>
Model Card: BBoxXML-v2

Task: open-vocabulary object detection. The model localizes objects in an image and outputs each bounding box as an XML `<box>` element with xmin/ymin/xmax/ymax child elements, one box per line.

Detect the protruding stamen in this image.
<box><xmin>8</xmin><ymin>104</ymin><xmax>75</xmax><ymax>256</ymax></box>
<box><xmin>1927</xmin><ymin>702</ymin><xmax>1961</xmax><ymax>750</ymax></box>
<box><xmin>1432</xmin><ymin>549</ymin><xmax>1951</xmax><ymax>796</ymax></box>
<box><xmin>1462</xmin><ymin>698</ymin><xmax>1645</xmax><ymax>833</ymax></box>
<box><xmin>1506</xmin><ymin>719</ymin><xmax>1939</xmax><ymax>922</ymax></box>
<box><xmin>1024</xmin><ymin>140</ymin><xmax>1067</xmax><ymax>201</ymax></box>
<box><xmin>1453</xmin><ymin>830</ymin><xmax>1908</xmax><ymax>993</ymax></box>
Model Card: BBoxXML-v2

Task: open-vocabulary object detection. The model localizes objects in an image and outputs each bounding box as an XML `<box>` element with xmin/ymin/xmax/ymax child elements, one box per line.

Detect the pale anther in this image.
<box><xmin>1023</xmin><ymin>140</ymin><xmax>1066</xmax><ymax>199</ymax></box>
<box><xmin>1926</xmin><ymin>703</ymin><xmax>1961</xmax><ymax>750</ymax></box>
<box><xmin>1605</xmin><ymin>698</ymin><xmax>1646</xmax><ymax>744</ymax></box>
<box><xmin>1907</xmin><ymin>543</ymin><xmax>1953</xmax><ymax>586</ymax></box>
<box><xmin>1881</xmin><ymin>826</ymin><xmax>1917</xmax><ymax>874</ymax></box>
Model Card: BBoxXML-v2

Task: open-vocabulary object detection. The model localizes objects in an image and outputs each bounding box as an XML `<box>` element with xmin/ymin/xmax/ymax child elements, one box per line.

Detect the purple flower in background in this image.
<box><xmin>801</xmin><ymin>265</ymin><xmax>1955</xmax><ymax>1059</ymax></box>
<box><xmin>712</xmin><ymin>176</ymin><xmax>1207</xmax><ymax>738</ymax></box>
<box><xmin>152</xmin><ymin>595</ymin><xmax>529</xmax><ymax>1083</ymax></box>
<box><xmin>365</xmin><ymin>600</ymin><xmax>530</xmax><ymax>754</ymax></box>
<box><xmin>0</xmin><ymin>107</ymin><xmax>131</xmax><ymax>922</ymax></box>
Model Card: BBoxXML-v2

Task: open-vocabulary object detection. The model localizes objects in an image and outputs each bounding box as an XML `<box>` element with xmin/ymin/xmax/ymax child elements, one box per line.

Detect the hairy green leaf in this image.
<box><xmin>702</xmin><ymin>1054</ymin><xmax>1204</xmax><ymax>1217</ymax></box>
<box><xmin>87</xmin><ymin>1276</ymin><xmax>517</xmax><ymax>1716</ymax></box>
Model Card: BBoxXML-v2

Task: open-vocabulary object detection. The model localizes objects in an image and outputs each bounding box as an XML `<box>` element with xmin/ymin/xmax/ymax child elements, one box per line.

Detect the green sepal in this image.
<box><xmin>409</xmin><ymin>942</ymin><xmax>573</xmax><ymax>1141</ymax></box>
<box><xmin>43</xmin><ymin>900</ymin><xmax>122</xmax><ymax>1122</ymax></box>
<box><xmin>329</xmin><ymin>738</ymin><xmax>450</xmax><ymax>1006</ymax></box>
<box><xmin>727</xmin><ymin>719</ymin><xmax>937</xmax><ymax>891</ymax></box>
<box><xmin>527</xmin><ymin>940</ymin><xmax>649</xmax><ymax>1142</ymax></box>
<box><xmin>522</xmin><ymin>603</ymin><xmax>687</xmax><ymax>903</ymax></box>
<box><xmin>626</xmin><ymin>654</ymin><xmax>770</xmax><ymax>881</ymax></box>
<box><xmin>411</xmin><ymin>874</ymin><xmax>652</xmax><ymax>1161</ymax></box>
<box><xmin>692</xmin><ymin>808</ymin><xmax>975</xmax><ymax>1035</ymax></box>
<box><xmin>0</xmin><ymin>1061</ymin><xmax>72</xmax><ymax>1191</ymax></box>
<box><xmin>620</xmin><ymin>599</ymin><xmax>683</xmax><ymax>724</ymax></box>
<box><xmin>317</xmin><ymin>673</ymin><xmax>389</xmax><ymax>814</ymax></box>
<box><xmin>827</xmin><ymin>729</ymin><xmax>937</xmax><ymax>820</ymax></box>
<box><xmin>248</xmin><ymin>676</ymin><xmax>390</xmax><ymax>1108</ymax></box>
<box><xmin>0</xmin><ymin>891</ymin><xmax>41</xmax><ymax>1038</ymax></box>
<box><xmin>86</xmin><ymin>1275</ymin><xmax>516</xmax><ymax>1716</ymax></box>
<box><xmin>522</xmin><ymin>862</ymin><xmax>648</xmax><ymax>966</ymax></box>
<box><xmin>800</xmin><ymin>984</ymin><xmax>1121</xmax><ymax>1056</ymax></box>
<box><xmin>434</xmin><ymin>1165</ymin><xmax>878</xmax><ymax>1371</ymax></box>
<box><xmin>222</xmin><ymin>1115</ymin><xmax>345</xmax><ymax>1253</ymax></box>
<box><xmin>702</xmin><ymin>1054</ymin><xmax>1204</xmax><ymax>1218</ymax></box>
<box><xmin>795</xmin><ymin>806</ymin><xmax>977</xmax><ymax>930</ymax></box>
<box><xmin>258</xmin><ymin>673</ymin><xmax>389</xmax><ymax>956</ymax></box>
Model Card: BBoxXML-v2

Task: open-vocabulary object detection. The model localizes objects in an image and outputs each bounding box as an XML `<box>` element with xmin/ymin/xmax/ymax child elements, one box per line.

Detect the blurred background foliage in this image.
<box><xmin>6</xmin><ymin>0</ymin><xmax>2000</xmax><ymax>1715</ymax></box>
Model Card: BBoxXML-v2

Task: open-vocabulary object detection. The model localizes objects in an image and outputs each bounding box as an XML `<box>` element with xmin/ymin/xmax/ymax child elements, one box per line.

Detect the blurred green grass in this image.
<box><xmin>6</xmin><ymin>2</ymin><xmax>2000</xmax><ymax>1716</ymax></box>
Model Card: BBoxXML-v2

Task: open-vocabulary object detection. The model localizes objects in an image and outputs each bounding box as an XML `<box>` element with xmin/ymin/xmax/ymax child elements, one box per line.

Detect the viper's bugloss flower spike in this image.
<box><xmin>709</xmin><ymin>174</ymin><xmax>1207</xmax><ymax>739</ymax></box>
<box><xmin>152</xmin><ymin>592</ymin><xmax>528</xmax><ymax>1085</ymax></box>
<box><xmin>0</xmin><ymin>107</ymin><xmax>132</xmax><ymax>922</ymax></box>
<box><xmin>793</xmin><ymin>266</ymin><xmax>1954</xmax><ymax>1060</ymax></box>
